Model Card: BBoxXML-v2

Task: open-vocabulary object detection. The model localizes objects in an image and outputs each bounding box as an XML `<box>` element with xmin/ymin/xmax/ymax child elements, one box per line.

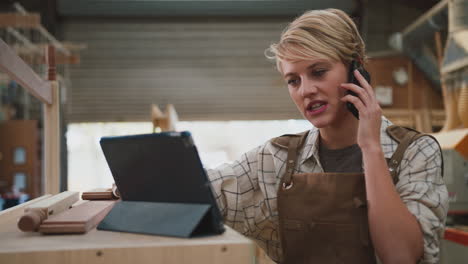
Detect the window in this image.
<box><xmin>13</xmin><ymin>147</ymin><xmax>26</xmax><ymax>165</ymax></box>
<box><xmin>13</xmin><ymin>172</ymin><xmax>27</xmax><ymax>190</ymax></box>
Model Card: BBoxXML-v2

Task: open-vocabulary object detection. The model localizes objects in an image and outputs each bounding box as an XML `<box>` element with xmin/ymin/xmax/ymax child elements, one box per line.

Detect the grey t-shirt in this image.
<box><xmin>318</xmin><ymin>141</ymin><xmax>363</xmax><ymax>173</ymax></box>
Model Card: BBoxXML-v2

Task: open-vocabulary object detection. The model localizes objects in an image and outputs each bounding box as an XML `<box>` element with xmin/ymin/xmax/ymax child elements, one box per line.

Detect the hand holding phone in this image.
<box><xmin>346</xmin><ymin>60</ymin><xmax>371</xmax><ymax>120</ymax></box>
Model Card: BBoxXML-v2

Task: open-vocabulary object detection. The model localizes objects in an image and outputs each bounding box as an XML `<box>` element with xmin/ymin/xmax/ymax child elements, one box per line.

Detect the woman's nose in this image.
<box><xmin>299</xmin><ymin>79</ymin><xmax>318</xmax><ymax>97</ymax></box>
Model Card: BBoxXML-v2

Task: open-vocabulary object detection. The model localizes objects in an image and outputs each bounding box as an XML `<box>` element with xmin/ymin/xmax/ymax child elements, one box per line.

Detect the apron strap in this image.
<box><xmin>386</xmin><ymin>125</ymin><xmax>442</xmax><ymax>184</ymax></box>
<box><xmin>271</xmin><ymin>131</ymin><xmax>309</xmax><ymax>187</ymax></box>
<box><xmin>283</xmin><ymin>136</ymin><xmax>301</xmax><ymax>186</ymax></box>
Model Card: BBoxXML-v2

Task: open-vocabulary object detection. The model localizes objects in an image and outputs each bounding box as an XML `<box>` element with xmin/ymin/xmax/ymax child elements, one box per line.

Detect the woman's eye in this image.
<box><xmin>312</xmin><ymin>69</ymin><xmax>327</xmax><ymax>77</ymax></box>
<box><xmin>287</xmin><ymin>79</ymin><xmax>299</xmax><ymax>86</ymax></box>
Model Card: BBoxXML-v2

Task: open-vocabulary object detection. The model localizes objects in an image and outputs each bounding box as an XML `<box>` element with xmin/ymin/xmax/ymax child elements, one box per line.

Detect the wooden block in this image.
<box><xmin>39</xmin><ymin>200</ymin><xmax>116</xmax><ymax>234</ymax></box>
<box><xmin>82</xmin><ymin>185</ymin><xmax>120</xmax><ymax>200</ymax></box>
<box><xmin>82</xmin><ymin>188</ymin><xmax>114</xmax><ymax>200</ymax></box>
<box><xmin>17</xmin><ymin>191</ymin><xmax>79</xmax><ymax>232</ymax></box>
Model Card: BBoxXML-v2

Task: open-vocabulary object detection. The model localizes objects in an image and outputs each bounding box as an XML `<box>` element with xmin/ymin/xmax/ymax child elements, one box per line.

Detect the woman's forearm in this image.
<box><xmin>362</xmin><ymin>145</ymin><xmax>423</xmax><ymax>264</ymax></box>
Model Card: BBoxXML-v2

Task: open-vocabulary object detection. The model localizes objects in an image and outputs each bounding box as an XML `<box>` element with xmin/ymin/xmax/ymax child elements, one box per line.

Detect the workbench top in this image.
<box><xmin>0</xmin><ymin>196</ymin><xmax>254</xmax><ymax>264</ymax></box>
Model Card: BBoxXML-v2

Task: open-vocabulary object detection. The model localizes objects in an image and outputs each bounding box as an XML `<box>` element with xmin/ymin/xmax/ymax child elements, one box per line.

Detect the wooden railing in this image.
<box><xmin>0</xmin><ymin>39</ymin><xmax>60</xmax><ymax>194</ymax></box>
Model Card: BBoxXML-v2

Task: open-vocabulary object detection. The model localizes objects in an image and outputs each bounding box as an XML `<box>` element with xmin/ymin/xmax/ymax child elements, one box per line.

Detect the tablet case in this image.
<box><xmin>98</xmin><ymin>201</ymin><xmax>215</xmax><ymax>238</ymax></box>
<box><xmin>97</xmin><ymin>131</ymin><xmax>225</xmax><ymax>237</ymax></box>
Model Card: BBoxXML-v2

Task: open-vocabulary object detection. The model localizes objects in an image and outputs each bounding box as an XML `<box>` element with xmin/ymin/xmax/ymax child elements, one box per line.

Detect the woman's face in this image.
<box><xmin>281</xmin><ymin>58</ymin><xmax>352</xmax><ymax>128</ymax></box>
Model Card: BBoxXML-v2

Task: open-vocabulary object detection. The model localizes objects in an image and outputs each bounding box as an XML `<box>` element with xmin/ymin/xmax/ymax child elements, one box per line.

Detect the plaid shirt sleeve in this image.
<box><xmin>206</xmin><ymin>144</ymin><xmax>264</xmax><ymax>235</ymax></box>
<box><xmin>207</xmin><ymin>142</ymin><xmax>286</xmax><ymax>261</ymax></box>
<box><xmin>395</xmin><ymin>135</ymin><xmax>449</xmax><ymax>264</ymax></box>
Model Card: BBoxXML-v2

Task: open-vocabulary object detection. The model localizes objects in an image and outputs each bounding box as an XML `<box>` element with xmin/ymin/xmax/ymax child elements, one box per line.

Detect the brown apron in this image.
<box><xmin>272</xmin><ymin>125</ymin><xmax>436</xmax><ymax>264</ymax></box>
<box><xmin>276</xmin><ymin>134</ymin><xmax>375</xmax><ymax>264</ymax></box>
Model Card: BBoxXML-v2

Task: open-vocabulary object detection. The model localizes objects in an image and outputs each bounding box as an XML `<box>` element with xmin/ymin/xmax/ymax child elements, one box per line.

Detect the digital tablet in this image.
<box><xmin>99</xmin><ymin>131</ymin><xmax>225</xmax><ymax>235</ymax></box>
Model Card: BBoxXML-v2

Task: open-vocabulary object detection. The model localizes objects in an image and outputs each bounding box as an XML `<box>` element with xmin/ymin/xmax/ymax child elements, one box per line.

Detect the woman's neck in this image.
<box><xmin>319</xmin><ymin>114</ymin><xmax>359</xmax><ymax>150</ymax></box>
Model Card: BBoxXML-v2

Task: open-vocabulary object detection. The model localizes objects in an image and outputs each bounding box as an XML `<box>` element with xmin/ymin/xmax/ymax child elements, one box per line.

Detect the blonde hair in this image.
<box><xmin>266</xmin><ymin>9</ymin><xmax>366</xmax><ymax>72</ymax></box>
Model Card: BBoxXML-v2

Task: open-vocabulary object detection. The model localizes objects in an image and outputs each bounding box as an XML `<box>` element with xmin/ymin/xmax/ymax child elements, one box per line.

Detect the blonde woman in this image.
<box><xmin>207</xmin><ymin>9</ymin><xmax>447</xmax><ymax>264</ymax></box>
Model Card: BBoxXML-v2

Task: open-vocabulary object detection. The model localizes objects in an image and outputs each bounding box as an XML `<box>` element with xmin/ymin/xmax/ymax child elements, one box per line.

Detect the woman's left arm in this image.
<box><xmin>361</xmin><ymin>138</ymin><xmax>446</xmax><ymax>264</ymax></box>
<box><xmin>341</xmin><ymin>70</ymin><xmax>448</xmax><ymax>264</ymax></box>
<box><xmin>392</xmin><ymin>136</ymin><xmax>448</xmax><ymax>263</ymax></box>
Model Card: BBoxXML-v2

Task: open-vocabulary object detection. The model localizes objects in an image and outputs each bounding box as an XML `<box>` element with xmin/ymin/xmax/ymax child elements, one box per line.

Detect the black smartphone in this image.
<box><xmin>346</xmin><ymin>60</ymin><xmax>371</xmax><ymax>120</ymax></box>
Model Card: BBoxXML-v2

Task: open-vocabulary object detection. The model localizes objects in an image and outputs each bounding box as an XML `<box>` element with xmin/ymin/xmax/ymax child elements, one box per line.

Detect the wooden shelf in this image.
<box><xmin>445</xmin><ymin>227</ymin><xmax>468</xmax><ymax>247</ymax></box>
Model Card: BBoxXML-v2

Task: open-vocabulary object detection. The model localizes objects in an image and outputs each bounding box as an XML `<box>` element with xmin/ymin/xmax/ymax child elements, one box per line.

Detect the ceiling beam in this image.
<box><xmin>57</xmin><ymin>0</ymin><xmax>356</xmax><ymax>17</ymax></box>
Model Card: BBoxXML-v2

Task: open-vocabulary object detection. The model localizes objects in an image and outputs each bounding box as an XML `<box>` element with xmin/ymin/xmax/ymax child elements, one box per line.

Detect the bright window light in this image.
<box><xmin>67</xmin><ymin>120</ymin><xmax>312</xmax><ymax>192</ymax></box>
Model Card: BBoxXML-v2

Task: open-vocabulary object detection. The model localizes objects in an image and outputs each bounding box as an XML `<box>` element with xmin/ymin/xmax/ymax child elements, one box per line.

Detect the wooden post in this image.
<box><xmin>435</xmin><ymin>31</ymin><xmax>462</xmax><ymax>131</ymax></box>
<box><xmin>43</xmin><ymin>45</ymin><xmax>60</xmax><ymax>194</ymax></box>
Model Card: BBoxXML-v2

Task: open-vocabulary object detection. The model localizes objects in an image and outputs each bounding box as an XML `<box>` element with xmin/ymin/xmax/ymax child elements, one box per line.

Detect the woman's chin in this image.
<box><xmin>305</xmin><ymin>111</ymin><xmax>350</xmax><ymax>129</ymax></box>
<box><xmin>306</xmin><ymin>116</ymin><xmax>331</xmax><ymax>128</ymax></box>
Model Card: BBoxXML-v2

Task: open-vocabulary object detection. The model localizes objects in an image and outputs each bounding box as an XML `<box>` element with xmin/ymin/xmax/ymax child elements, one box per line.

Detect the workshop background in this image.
<box><xmin>0</xmin><ymin>0</ymin><xmax>467</xmax><ymax>263</ymax></box>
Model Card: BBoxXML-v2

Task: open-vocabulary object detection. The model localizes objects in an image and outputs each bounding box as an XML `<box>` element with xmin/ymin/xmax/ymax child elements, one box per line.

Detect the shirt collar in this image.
<box><xmin>298</xmin><ymin>116</ymin><xmax>395</xmax><ymax>165</ymax></box>
<box><xmin>298</xmin><ymin>126</ymin><xmax>320</xmax><ymax>165</ymax></box>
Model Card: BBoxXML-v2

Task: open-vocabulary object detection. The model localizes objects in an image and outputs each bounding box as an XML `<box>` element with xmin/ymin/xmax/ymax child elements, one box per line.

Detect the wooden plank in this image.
<box><xmin>6</xmin><ymin>27</ymin><xmax>40</xmax><ymax>53</ymax></box>
<box><xmin>0</xmin><ymin>13</ymin><xmax>41</xmax><ymax>28</ymax></box>
<box><xmin>14</xmin><ymin>48</ymin><xmax>81</xmax><ymax>65</ymax></box>
<box><xmin>24</xmin><ymin>192</ymin><xmax>79</xmax><ymax>214</ymax></box>
<box><xmin>0</xmin><ymin>38</ymin><xmax>52</xmax><ymax>104</ymax></box>
<box><xmin>39</xmin><ymin>200</ymin><xmax>116</xmax><ymax>234</ymax></box>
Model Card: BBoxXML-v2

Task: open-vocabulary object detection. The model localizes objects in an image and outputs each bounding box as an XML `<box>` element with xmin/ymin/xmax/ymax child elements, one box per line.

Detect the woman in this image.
<box><xmin>207</xmin><ymin>9</ymin><xmax>447</xmax><ymax>264</ymax></box>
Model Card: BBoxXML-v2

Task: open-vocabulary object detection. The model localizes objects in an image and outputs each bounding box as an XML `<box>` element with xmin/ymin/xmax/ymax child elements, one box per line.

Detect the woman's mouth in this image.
<box><xmin>306</xmin><ymin>101</ymin><xmax>328</xmax><ymax>115</ymax></box>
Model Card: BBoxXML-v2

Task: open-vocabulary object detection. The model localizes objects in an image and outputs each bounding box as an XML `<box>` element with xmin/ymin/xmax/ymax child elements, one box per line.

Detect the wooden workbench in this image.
<box><xmin>0</xmin><ymin>196</ymin><xmax>254</xmax><ymax>264</ymax></box>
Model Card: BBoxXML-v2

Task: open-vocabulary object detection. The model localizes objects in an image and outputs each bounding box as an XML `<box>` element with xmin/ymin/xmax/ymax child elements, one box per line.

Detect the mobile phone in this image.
<box><xmin>346</xmin><ymin>60</ymin><xmax>371</xmax><ymax>120</ymax></box>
